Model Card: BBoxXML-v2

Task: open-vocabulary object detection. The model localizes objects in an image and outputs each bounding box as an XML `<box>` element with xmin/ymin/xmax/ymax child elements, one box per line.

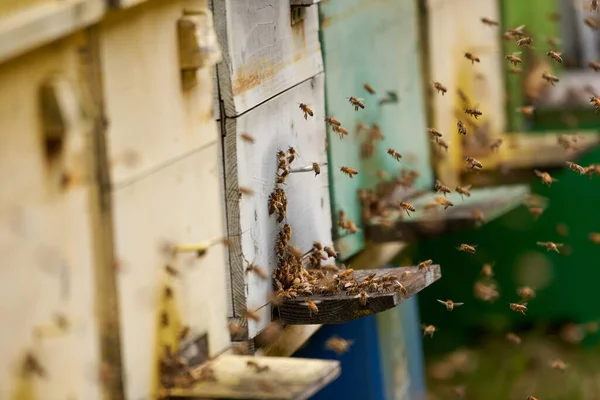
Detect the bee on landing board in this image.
<box><xmin>398</xmin><ymin>201</ymin><xmax>415</xmax><ymax>217</ymax></box>
<box><xmin>537</xmin><ymin>241</ymin><xmax>564</xmax><ymax>253</ymax></box>
<box><xmin>325</xmin><ymin>337</ymin><xmax>353</xmax><ymax>355</ymax></box>
<box><xmin>356</xmin><ymin>290</ymin><xmax>369</xmax><ymax>306</ymax></box>
<box><xmin>434</xmin><ymin>180</ymin><xmax>452</xmax><ymax>197</ymax></box>
<box><xmin>505</xmin><ymin>52</ymin><xmax>522</xmax><ymax>66</ymax></box>
<box><xmin>534</xmin><ymin>170</ymin><xmax>557</xmax><ymax>186</ymax></box>
<box><xmin>457</xmin><ymin>121</ymin><xmax>467</xmax><ymax>135</ymax></box>
<box><xmin>437</xmin><ymin>299</ymin><xmax>464</xmax><ymax>311</ymax></box>
<box><xmin>340</xmin><ymin>166</ymin><xmax>358</xmax><ymax>178</ymax></box>
<box><xmin>480</xmin><ymin>17</ymin><xmax>499</xmax><ymax>26</ymax></box>
<box><xmin>547</xmin><ymin>50</ymin><xmax>563</xmax><ymax>64</ymax></box>
<box><xmin>298</xmin><ymin>103</ymin><xmax>313</xmax><ymax>119</ymax></box>
<box><xmin>347</xmin><ymin>96</ymin><xmax>365</xmax><ymax>111</ymax></box>
<box><xmin>509</xmin><ymin>302</ymin><xmax>528</xmax><ymax>315</ymax></box>
<box><xmin>387</xmin><ymin>148</ymin><xmax>402</xmax><ymax>161</ymax></box>
<box><xmin>303</xmin><ymin>300</ymin><xmax>320</xmax><ymax>316</ymax></box>
<box><xmin>457</xmin><ymin>243</ymin><xmax>477</xmax><ymax>254</ymax></box>
<box><xmin>455</xmin><ymin>185</ymin><xmax>472</xmax><ymax>199</ymax></box>
<box><xmin>421</xmin><ymin>324</ymin><xmax>438</xmax><ymax>338</ymax></box>
<box><xmin>542</xmin><ymin>72</ymin><xmax>560</xmax><ymax>86</ymax></box>
<box><xmin>418</xmin><ymin>259</ymin><xmax>433</xmax><ymax>269</ymax></box>
<box><xmin>464</xmin><ymin>52</ymin><xmax>480</xmax><ymax>64</ymax></box>
<box><xmin>433</xmin><ymin>81</ymin><xmax>447</xmax><ymax>95</ymax></box>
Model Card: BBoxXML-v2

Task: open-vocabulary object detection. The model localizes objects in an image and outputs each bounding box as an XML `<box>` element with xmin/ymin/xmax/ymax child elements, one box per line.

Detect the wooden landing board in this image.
<box><xmin>278</xmin><ymin>266</ymin><xmax>441</xmax><ymax>325</ymax></box>
<box><xmin>163</xmin><ymin>355</ymin><xmax>340</xmax><ymax>399</ymax></box>
<box><xmin>366</xmin><ymin>185</ymin><xmax>530</xmax><ymax>243</ymax></box>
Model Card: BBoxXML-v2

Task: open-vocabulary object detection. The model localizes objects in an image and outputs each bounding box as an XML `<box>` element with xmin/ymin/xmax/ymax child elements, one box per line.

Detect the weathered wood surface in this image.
<box><xmin>0</xmin><ymin>33</ymin><xmax>105</xmax><ymax>400</ymax></box>
<box><xmin>164</xmin><ymin>355</ymin><xmax>340</xmax><ymax>399</ymax></box>
<box><xmin>426</xmin><ymin>0</ymin><xmax>506</xmax><ymax>188</ymax></box>
<box><xmin>320</xmin><ymin>0</ymin><xmax>434</xmax><ymax>260</ymax></box>
<box><xmin>278</xmin><ymin>266</ymin><xmax>442</xmax><ymax>325</ymax></box>
<box><xmin>100</xmin><ymin>1</ymin><xmax>230</xmax><ymax>399</ymax></box>
<box><xmin>100</xmin><ymin>0</ymin><xmax>217</xmax><ymax>187</ymax></box>
<box><xmin>366</xmin><ymin>185</ymin><xmax>530</xmax><ymax>242</ymax></box>
<box><xmin>213</xmin><ymin>0</ymin><xmax>323</xmax><ymax>117</ymax></box>
<box><xmin>0</xmin><ymin>0</ymin><xmax>105</xmax><ymax>64</ymax></box>
<box><xmin>222</xmin><ymin>74</ymin><xmax>333</xmax><ymax>338</ymax></box>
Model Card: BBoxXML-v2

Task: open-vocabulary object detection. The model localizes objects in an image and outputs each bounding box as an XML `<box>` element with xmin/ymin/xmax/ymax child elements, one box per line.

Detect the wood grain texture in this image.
<box><xmin>426</xmin><ymin>0</ymin><xmax>506</xmax><ymax>188</ymax></box>
<box><xmin>0</xmin><ymin>0</ymin><xmax>105</xmax><ymax>64</ymax></box>
<box><xmin>366</xmin><ymin>185</ymin><xmax>530</xmax><ymax>242</ymax></box>
<box><xmin>278</xmin><ymin>266</ymin><xmax>442</xmax><ymax>324</ymax></box>
<box><xmin>163</xmin><ymin>355</ymin><xmax>340</xmax><ymax>399</ymax></box>
<box><xmin>212</xmin><ymin>0</ymin><xmax>323</xmax><ymax>117</ymax></box>
<box><xmin>99</xmin><ymin>0</ymin><xmax>217</xmax><ymax>186</ymax></box>
<box><xmin>222</xmin><ymin>74</ymin><xmax>333</xmax><ymax>338</ymax></box>
<box><xmin>0</xmin><ymin>33</ymin><xmax>104</xmax><ymax>400</ymax></box>
<box><xmin>320</xmin><ymin>0</ymin><xmax>434</xmax><ymax>260</ymax></box>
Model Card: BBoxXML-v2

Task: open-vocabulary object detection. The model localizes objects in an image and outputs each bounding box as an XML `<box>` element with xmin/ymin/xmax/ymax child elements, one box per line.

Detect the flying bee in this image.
<box><xmin>546</xmin><ymin>35</ymin><xmax>561</xmax><ymax>47</ymax></box>
<box><xmin>590</xmin><ymin>96</ymin><xmax>600</xmax><ymax>112</ymax></box>
<box><xmin>312</xmin><ymin>162</ymin><xmax>321</xmax><ymax>176</ymax></box>
<box><xmin>464</xmin><ymin>52</ymin><xmax>480</xmax><ymax>64</ymax></box>
<box><xmin>506</xmin><ymin>332</ymin><xmax>522</xmax><ymax>345</ymax></box>
<box><xmin>387</xmin><ymin>148</ymin><xmax>402</xmax><ymax>161</ymax></box>
<box><xmin>347</xmin><ymin>96</ymin><xmax>365</xmax><ymax>111</ymax></box>
<box><xmin>244</xmin><ymin>310</ymin><xmax>261</xmax><ymax>322</ymax></box>
<box><xmin>464</xmin><ymin>107</ymin><xmax>482</xmax><ymax>119</ymax></box>
<box><xmin>434</xmin><ymin>196</ymin><xmax>454</xmax><ymax>209</ymax></box>
<box><xmin>325</xmin><ymin>116</ymin><xmax>341</xmax><ymax>126</ymax></box>
<box><xmin>542</xmin><ymin>72</ymin><xmax>560</xmax><ymax>86</ymax></box>
<box><xmin>472</xmin><ymin>209</ymin><xmax>486</xmax><ymax>224</ymax></box>
<box><xmin>455</xmin><ymin>185</ymin><xmax>472</xmax><ymax>199</ymax></box>
<box><xmin>332</xmin><ymin>125</ymin><xmax>349</xmax><ymax>139</ymax></box>
<box><xmin>517</xmin><ymin>286</ymin><xmax>536</xmax><ymax>301</ymax></box>
<box><xmin>457</xmin><ymin>243</ymin><xmax>477</xmax><ymax>254</ymax></box>
<box><xmin>481</xmin><ymin>17</ymin><xmax>499</xmax><ymax>26</ymax></box>
<box><xmin>298</xmin><ymin>103</ymin><xmax>313</xmax><ymax>119</ymax></box>
<box><xmin>239</xmin><ymin>187</ymin><xmax>254</xmax><ymax>197</ymax></box>
<box><xmin>421</xmin><ymin>324</ymin><xmax>438</xmax><ymax>338</ymax></box>
<box><xmin>509</xmin><ymin>302</ymin><xmax>528</xmax><ymax>315</ymax></box>
<box><xmin>465</xmin><ymin>157</ymin><xmax>483</xmax><ymax>170</ymax></box>
<box><xmin>428</xmin><ymin>128</ymin><xmax>443</xmax><ymax>139</ymax></box>
<box><xmin>418</xmin><ymin>259</ymin><xmax>433</xmax><ymax>269</ymax></box>
<box><xmin>516</xmin><ymin>36</ymin><xmax>533</xmax><ymax>47</ymax></box>
<box><xmin>585</xmin><ymin>17</ymin><xmax>600</xmax><ymax>30</ymax></box>
<box><xmin>534</xmin><ymin>169</ymin><xmax>558</xmax><ymax>186</ymax></box>
<box><xmin>589</xmin><ymin>61</ymin><xmax>600</xmax><ymax>71</ymax></box>
<box><xmin>340</xmin><ymin>166</ymin><xmax>358</xmax><ymax>178</ymax></box>
<box><xmin>245</xmin><ymin>263</ymin><xmax>267</xmax><ymax>280</ymax></box>
<box><xmin>437</xmin><ymin>299</ymin><xmax>464</xmax><ymax>311</ymax></box>
<box><xmin>536</xmin><ymin>241</ymin><xmax>563</xmax><ymax>253</ymax></box>
<box><xmin>434</xmin><ymin>180</ymin><xmax>452</xmax><ymax>197</ymax></box>
<box><xmin>356</xmin><ymin>290</ymin><xmax>369</xmax><ymax>306</ymax></box>
<box><xmin>228</xmin><ymin>321</ymin><xmax>245</xmax><ymax>336</ymax></box>
<box><xmin>507</xmin><ymin>24</ymin><xmax>526</xmax><ymax>37</ymax></box>
<box><xmin>489</xmin><ymin>138</ymin><xmax>503</xmax><ymax>151</ymax></box>
<box><xmin>363</xmin><ymin>83</ymin><xmax>376</xmax><ymax>95</ymax></box>
<box><xmin>481</xmin><ymin>263</ymin><xmax>494</xmax><ymax>277</ymax></box>
<box><xmin>433</xmin><ymin>81</ymin><xmax>447</xmax><ymax>95</ymax></box>
<box><xmin>457</xmin><ymin>121</ymin><xmax>467</xmax><ymax>135</ymax></box>
<box><xmin>589</xmin><ymin>232</ymin><xmax>600</xmax><ymax>244</ymax></box>
<box><xmin>529</xmin><ymin>206</ymin><xmax>545</xmax><ymax>219</ymax></box>
<box><xmin>547</xmin><ymin>50</ymin><xmax>563</xmax><ymax>64</ymax></box>
<box><xmin>325</xmin><ymin>337</ymin><xmax>354</xmax><ymax>355</ymax></box>
<box><xmin>505</xmin><ymin>52</ymin><xmax>522</xmax><ymax>66</ymax></box>
<box><xmin>517</xmin><ymin>105</ymin><xmax>535</xmax><ymax>116</ymax></box>
<box><xmin>550</xmin><ymin>359</ymin><xmax>568</xmax><ymax>371</ymax></box>
<box><xmin>304</xmin><ymin>300</ymin><xmax>320</xmax><ymax>316</ymax></box>
<box><xmin>240</xmin><ymin>133</ymin><xmax>255</xmax><ymax>143</ymax></box>
<box><xmin>436</xmin><ymin>138</ymin><xmax>449</xmax><ymax>152</ymax></box>
<box><xmin>566</xmin><ymin>161</ymin><xmax>586</xmax><ymax>174</ymax></box>
<box><xmin>398</xmin><ymin>201</ymin><xmax>415</xmax><ymax>217</ymax></box>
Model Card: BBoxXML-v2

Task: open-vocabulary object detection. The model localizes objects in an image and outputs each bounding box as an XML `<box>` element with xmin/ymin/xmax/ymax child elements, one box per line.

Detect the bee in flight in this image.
<box><xmin>505</xmin><ymin>52</ymin><xmax>522</xmax><ymax>66</ymax></box>
<box><xmin>464</xmin><ymin>52</ymin><xmax>480</xmax><ymax>64</ymax></box>
<box><xmin>347</xmin><ymin>96</ymin><xmax>365</xmax><ymax>111</ymax></box>
<box><xmin>547</xmin><ymin>50</ymin><xmax>563</xmax><ymax>64</ymax></box>
<box><xmin>299</xmin><ymin>103</ymin><xmax>313</xmax><ymax>119</ymax></box>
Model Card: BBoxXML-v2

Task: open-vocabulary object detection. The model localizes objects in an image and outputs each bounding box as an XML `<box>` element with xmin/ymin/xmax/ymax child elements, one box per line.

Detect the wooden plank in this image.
<box><xmin>0</xmin><ymin>0</ymin><xmax>105</xmax><ymax>64</ymax></box>
<box><xmin>112</xmin><ymin>143</ymin><xmax>231</xmax><ymax>400</ymax></box>
<box><xmin>320</xmin><ymin>0</ymin><xmax>434</xmax><ymax>260</ymax></box>
<box><xmin>426</xmin><ymin>0</ymin><xmax>507</xmax><ymax>188</ymax></box>
<box><xmin>99</xmin><ymin>0</ymin><xmax>218</xmax><ymax>186</ymax></box>
<box><xmin>259</xmin><ymin>325</ymin><xmax>321</xmax><ymax>357</ymax></box>
<box><xmin>290</xmin><ymin>0</ymin><xmax>321</xmax><ymax>5</ymax></box>
<box><xmin>0</xmin><ymin>33</ymin><xmax>105</xmax><ymax>400</ymax></box>
<box><xmin>213</xmin><ymin>0</ymin><xmax>323</xmax><ymax>117</ymax></box>
<box><xmin>163</xmin><ymin>355</ymin><xmax>340</xmax><ymax>399</ymax></box>
<box><xmin>366</xmin><ymin>185</ymin><xmax>530</xmax><ymax>242</ymax></box>
<box><xmin>278</xmin><ymin>266</ymin><xmax>442</xmax><ymax>325</ymax></box>
<box><xmin>222</xmin><ymin>74</ymin><xmax>333</xmax><ymax>338</ymax></box>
